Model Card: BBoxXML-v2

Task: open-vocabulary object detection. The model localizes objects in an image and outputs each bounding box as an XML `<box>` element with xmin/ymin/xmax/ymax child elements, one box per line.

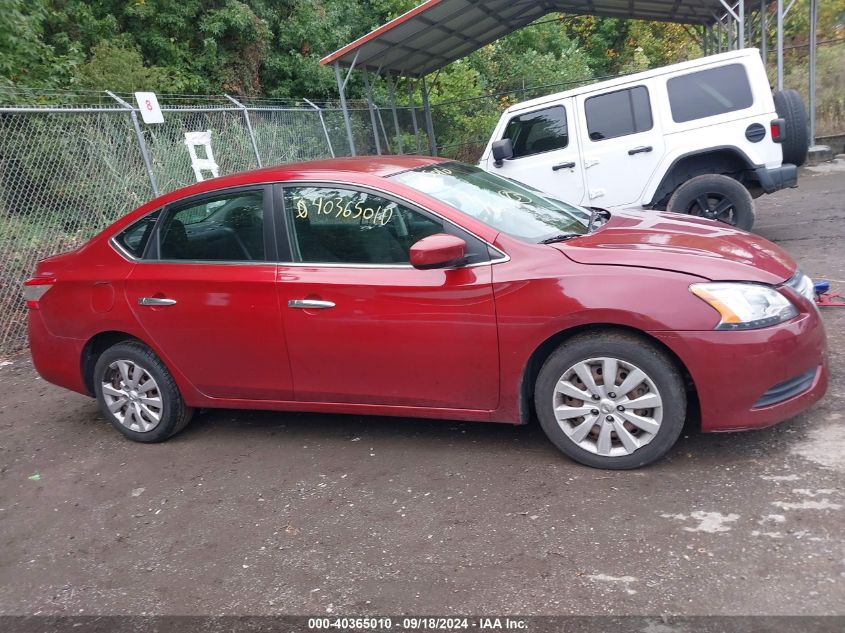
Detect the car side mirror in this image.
<box><xmin>491</xmin><ymin>139</ymin><xmax>514</xmax><ymax>167</ymax></box>
<box><xmin>410</xmin><ymin>234</ymin><xmax>467</xmax><ymax>270</ymax></box>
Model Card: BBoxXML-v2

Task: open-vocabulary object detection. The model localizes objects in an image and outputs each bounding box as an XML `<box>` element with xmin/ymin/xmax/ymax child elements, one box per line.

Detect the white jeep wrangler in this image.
<box><xmin>479</xmin><ymin>49</ymin><xmax>808</xmax><ymax>231</ymax></box>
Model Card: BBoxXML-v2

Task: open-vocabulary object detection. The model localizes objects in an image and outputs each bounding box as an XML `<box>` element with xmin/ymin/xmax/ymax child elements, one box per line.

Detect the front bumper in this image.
<box><xmin>755</xmin><ymin>163</ymin><xmax>798</xmax><ymax>194</ymax></box>
<box><xmin>651</xmin><ymin>309</ymin><xmax>828</xmax><ymax>432</ymax></box>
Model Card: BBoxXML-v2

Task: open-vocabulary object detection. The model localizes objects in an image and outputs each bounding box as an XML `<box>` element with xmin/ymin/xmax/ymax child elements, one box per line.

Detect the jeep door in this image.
<box><xmin>486</xmin><ymin>101</ymin><xmax>586</xmax><ymax>206</ymax></box>
<box><xmin>576</xmin><ymin>84</ymin><xmax>665</xmax><ymax>208</ymax></box>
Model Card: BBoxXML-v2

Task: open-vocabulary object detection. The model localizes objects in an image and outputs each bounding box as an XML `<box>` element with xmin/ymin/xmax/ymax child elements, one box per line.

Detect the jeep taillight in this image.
<box><xmin>23</xmin><ymin>277</ymin><xmax>56</xmax><ymax>309</ymax></box>
<box><xmin>770</xmin><ymin>118</ymin><xmax>786</xmax><ymax>143</ymax></box>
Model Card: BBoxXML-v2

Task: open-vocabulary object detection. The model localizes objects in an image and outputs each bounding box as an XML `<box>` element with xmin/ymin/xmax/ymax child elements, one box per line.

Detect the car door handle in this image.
<box><xmin>288</xmin><ymin>299</ymin><xmax>335</xmax><ymax>310</ymax></box>
<box><xmin>138</xmin><ymin>297</ymin><xmax>177</xmax><ymax>306</ymax></box>
<box><xmin>628</xmin><ymin>146</ymin><xmax>653</xmax><ymax>155</ymax></box>
<box><xmin>552</xmin><ymin>161</ymin><xmax>576</xmax><ymax>171</ymax></box>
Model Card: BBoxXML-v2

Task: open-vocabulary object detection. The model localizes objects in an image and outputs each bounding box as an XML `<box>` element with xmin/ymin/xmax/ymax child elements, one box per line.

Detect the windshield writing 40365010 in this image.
<box><xmin>293</xmin><ymin>195</ymin><xmax>394</xmax><ymax>226</ymax></box>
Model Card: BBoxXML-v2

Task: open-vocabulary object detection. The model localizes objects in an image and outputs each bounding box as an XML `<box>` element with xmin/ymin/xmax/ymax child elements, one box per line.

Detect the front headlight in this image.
<box><xmin>690</xmin><ymin>282</ymin><xmax>798</xmax><ymax>330</ymax></box>
<box><xmin>785</xmin><ymin>270</ymin><xmax>816</xmax><ymax>304</ymax></box>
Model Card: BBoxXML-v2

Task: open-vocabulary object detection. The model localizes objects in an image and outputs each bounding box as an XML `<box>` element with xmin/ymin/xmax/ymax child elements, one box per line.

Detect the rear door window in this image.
<box><xmin>503</xmin><ymin>106</ymin><xmax>568</xmax><ymax>158</ymax></box>
<box><xmin>157</xmin><ymin>189</ymin><xmax>267</xmax><ymax>261</ymax></box>
<box><xmin>585</xmin><ymin>86</ymin><xmax>653</xmax><ymax>141</ymax></box>
<box><xmin>667</xmin><ymin>63</ymin><xmax>754</xmax><ymax>123</ymax></box>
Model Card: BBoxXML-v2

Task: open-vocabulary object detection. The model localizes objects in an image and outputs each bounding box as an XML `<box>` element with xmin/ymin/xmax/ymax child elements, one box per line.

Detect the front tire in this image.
<box><xmin>667</xmin><ymin>174</ymin><xmax>755</xmax><ymax>231</ymax></box>
<box><xmin>93</xmin><ymin>341</ymin><xmax>194</xmax><ymax>443</ymax></box>
<box><xmin>534</xmin><ymin>332</ymin><xmax>687</xmax><ymax>469</ymax></box>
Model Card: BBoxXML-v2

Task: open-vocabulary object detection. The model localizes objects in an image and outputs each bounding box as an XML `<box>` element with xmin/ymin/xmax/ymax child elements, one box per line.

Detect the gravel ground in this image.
<box><xmin>0</xmin><ymin>166</ymin><xmax>843</xmax><ymax>617</ymax></box>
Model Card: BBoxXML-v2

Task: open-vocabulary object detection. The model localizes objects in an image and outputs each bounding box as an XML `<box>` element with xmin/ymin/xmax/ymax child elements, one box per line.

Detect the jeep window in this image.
<box><xmin>502</xmin><ymin>106</ymin><xmax>568</xmax><ymax>158</ymax></box>
<box><xmin>585</xmin><ymin>86</ymin><xmax>653</xmax><ymax>141</ymax></box>
<box><xmin>667</xmin><ymin>63</ymin><xmax>754</xmax><ymax>123</ymax></box>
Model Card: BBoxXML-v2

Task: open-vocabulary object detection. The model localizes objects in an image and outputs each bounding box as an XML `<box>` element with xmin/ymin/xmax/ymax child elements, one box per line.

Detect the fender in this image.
<box><xmin>643</xmin><ymin>146</ymin><xmax>759</xmax><ymax>208</ymax></box>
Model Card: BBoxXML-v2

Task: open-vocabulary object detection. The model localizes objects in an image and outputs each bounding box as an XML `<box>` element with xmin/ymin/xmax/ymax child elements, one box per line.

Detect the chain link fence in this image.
<box><xmin>0</xmin><ymin>93</ymin><xmax>431</xmax><ymax>355</ymax></box>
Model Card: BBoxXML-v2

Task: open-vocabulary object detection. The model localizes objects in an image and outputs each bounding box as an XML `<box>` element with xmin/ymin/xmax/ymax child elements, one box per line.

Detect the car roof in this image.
<box><xmin>248</xmin><ymin>155</ymin><xmax>448</xmax><ymax>179</ymax></box>
<box><xmin>136</xmin><ymin>155</ymin><xmax>450</xmax><ymax>214</ymax></box>
<box><xmin>506</xmin><ymin>48</ymin><xmax>758</xmax><ymax>114</ymax></box>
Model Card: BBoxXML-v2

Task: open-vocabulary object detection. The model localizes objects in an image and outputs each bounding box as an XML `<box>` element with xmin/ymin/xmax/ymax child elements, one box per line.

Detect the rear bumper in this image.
<box><xmin>755</xmin><ymin>163</ymin><xmax>798</xmax><ymax>194</ymax></box>
<box><xmin>28</xmin><ymin>309</ymin><xmax>87</xmax><ymax>395</ymax></box>
<box><xmin>651</xmin><ymin>309</ymin><xmax>828</xmax><ymax>432</ymax></box>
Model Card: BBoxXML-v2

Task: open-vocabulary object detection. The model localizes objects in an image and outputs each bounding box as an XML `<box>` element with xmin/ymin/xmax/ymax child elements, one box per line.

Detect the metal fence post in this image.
<box><xmin>386</xmin><ymin>73</ymin><xmax>404</xmax><ymax>155</ymax></box>
<box><xmin>363</xmin><ymin>69</ymin><xmax>382</xmax><ymax>155</ymax></box>
<box><xmin>420</xmin><ymin>75</ymin><xmax>437</xmax><ymax>157</ymax></box>
<box><xmin>106</xmin><ymin>91</ymin><xmax>159</xmax><ymax>197</ymax></box>
<box><xmin>303</xmin><ymin>98</ymin><xmax>335</xmax><ymax>158</ymax></box>
<box><xmin>225</xmin><ymin>94</ymin><xmax>262</xmax><ymax>168</ymax></box>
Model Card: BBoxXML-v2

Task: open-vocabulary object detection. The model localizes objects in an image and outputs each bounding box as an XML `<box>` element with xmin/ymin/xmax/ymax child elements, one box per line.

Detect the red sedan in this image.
<box><xmin>26</xmin><ymin>157</ymin><xmax>827</xmax><ymax>468</ymax></box>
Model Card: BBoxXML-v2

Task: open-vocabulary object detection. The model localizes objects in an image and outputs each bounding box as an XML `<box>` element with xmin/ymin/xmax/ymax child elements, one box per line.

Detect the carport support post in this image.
<box><xmin>107</xmin><ymin>90</ymin><xmax>158</xmax><ymax>197</ymax></box>
<box><xmin>407</xmin><ymin>80</ymin><xmax>422</xmax><ymax>154</ymax></box>
<box><xmin>776</xmin><ymin>0</ymin><xmax>784</xmax><ymax>90</ymax></box>
<box><xmin>334</xmin><ymin>61</ymin><xmax>357</xmax><ymax>156</ymax></box>
<box><xmin>760</xmin><ymin>0</ymin><xmax>768</xmax><ymax>66</ymax></box>
<box><xmin>420</xmin><ymin>75</ymin><xmax>437</xmax><ymax>157</ymax></box>
<box><xmin>747</xmin><ymin>7</ymin><xmax>753</xmax><ymax>47</ymax></box>
<box><xmin>362</xmin><ymin>69</ymin><xmax>382</xmax><ymax>155</ymax></box>
<box><xmin>386</xmin><ymin>73</ymin><xmax>404</xmax><ymax>155</ymax></box>
<box><xmin>808</xmin><ymin>0</ymin><xmax>818</xmax><ymax>145</ymax></box>
<box><xmin>719</xmin><ymin>0</ymin><xmax>743</xmax><ymax>49</ymax></box>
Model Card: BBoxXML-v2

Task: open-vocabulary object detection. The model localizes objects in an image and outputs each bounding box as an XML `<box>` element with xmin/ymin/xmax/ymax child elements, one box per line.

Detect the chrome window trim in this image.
<box><xmin>108</xmin><ymin>177</ymin><xmax>511</xmax><ymax>268</ymax></box>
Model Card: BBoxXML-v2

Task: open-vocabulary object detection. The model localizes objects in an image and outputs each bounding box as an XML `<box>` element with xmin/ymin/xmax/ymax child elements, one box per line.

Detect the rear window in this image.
<box><xmin>585</xmin><ymin>86</ymin><xmax>652</xmax><ymax>141</ymax></box>
<box><xmin>667</xmin><ymin>64</ymin><xmax>754</xmax><ymax>123</ymax></box>
<box><xmin>115</xmin><ymin>211</ymin><xmax>160</xmax><ymax>258</ymax></box>
<box><xmin>502</xmin><ymin>106</ymin><xmax>568</xmax><ymax>158</ymax></box>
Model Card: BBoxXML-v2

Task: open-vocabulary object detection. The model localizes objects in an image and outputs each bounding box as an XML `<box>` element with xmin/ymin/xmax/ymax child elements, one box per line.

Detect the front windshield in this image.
<box><xmin>389</xmin><ymin>162</ymin><xmax>589</xmax><ymax>242</ymax></box>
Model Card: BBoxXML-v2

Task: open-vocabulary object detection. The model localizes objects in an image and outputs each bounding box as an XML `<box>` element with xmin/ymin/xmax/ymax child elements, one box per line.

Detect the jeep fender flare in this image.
<box><xmin>645</xmin><ymin>147</ymin><xmax>760</xmax><ymax>209</ymax></box>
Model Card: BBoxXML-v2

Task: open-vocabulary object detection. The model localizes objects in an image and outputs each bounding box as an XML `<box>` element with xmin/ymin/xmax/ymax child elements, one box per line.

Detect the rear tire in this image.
<box><xmin>534</xmin><ymin>331</ymin><xmax>686</xmax><ymax>469</ymax></box>
<box><xmin>773</xmin><ymin>89</ymin><xmax>809</xmax><ymax>167</ymax></box>
<box><xmin>667</xmin><ymin>174</ymin><xmax>755</xmax><ymax>231</ymax></box>
<box><xmin>93</xmin><ymin>341</ymin><xmax>194</xmax><ymax>443</ymax></box>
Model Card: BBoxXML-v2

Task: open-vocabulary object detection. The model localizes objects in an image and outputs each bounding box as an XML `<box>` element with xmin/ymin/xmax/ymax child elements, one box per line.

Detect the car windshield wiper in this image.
<box><xmin>539</xmin><ymin>233</ymin><xmax>580</xmax><ymax>245</ymax></box>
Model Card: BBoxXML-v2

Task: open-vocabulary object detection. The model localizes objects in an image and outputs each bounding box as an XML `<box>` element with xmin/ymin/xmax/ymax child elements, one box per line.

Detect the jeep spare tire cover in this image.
<box><xmin>773</xmin><ymin>90</ymin><xmax>809</xmax><ymax>167</ymax></box>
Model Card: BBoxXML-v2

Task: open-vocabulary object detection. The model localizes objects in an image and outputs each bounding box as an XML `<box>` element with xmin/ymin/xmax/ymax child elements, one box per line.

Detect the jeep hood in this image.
<box><xmin>554</xmin><ymin>210</ymin><xmax>796</xmax><ymax>284</ymax></box>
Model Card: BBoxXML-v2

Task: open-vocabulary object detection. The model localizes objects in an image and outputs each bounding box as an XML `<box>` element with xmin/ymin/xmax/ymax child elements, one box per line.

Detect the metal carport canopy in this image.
<box><xmin>320</xmin><ymin>0</ymin><xmax>755</xmax><ymax>77</ymax></box>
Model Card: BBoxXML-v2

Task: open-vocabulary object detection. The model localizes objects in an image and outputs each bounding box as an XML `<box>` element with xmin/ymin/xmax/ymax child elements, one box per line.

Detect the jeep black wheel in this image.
<box><xmin>667</xmin><ymin>174</ymin><xmax>755</xmax><ymax>231</ymax></box>
<box><xmin>773</xmin><ymin>89</ymin><xmax>809</xmax><ymax>167</ymax></box>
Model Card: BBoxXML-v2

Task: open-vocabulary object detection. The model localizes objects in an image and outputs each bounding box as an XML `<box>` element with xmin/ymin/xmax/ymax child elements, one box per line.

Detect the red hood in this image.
<box><xmin>554</xmin><ymin>210</ymin><xmax>796</xmax><ymax>284</ymax></box>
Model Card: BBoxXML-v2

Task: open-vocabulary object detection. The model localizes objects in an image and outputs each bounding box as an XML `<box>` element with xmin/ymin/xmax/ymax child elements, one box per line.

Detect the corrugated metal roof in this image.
<box><xmin>321</xmin><ymin>0</ymin><xmax>757</xmax><ymax>77</ymax></box>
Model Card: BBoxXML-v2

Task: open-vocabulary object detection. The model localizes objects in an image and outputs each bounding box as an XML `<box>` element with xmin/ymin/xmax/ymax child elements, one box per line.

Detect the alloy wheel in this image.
<box><xmin>688</xmin><ymin>193</ymin><xmax>737</xmax><ymax>224</ymax></box>
<box><xmin>101</xmin><ymin>359</ymin><xmax>163</xmax><ymax>433</ymax></box>
<box><xmin>552</xmin><ymin>357</ymin><xmax>663</xmax><ymax>457</ymax></box>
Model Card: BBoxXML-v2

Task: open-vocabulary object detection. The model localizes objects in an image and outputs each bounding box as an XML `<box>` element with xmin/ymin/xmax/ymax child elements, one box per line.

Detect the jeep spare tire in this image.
<box><xmin>667</xmin><ymin>174</ymin><xmax>755</xmax><ymax>231</ymax></box>
<box><xmin>773</xmin><ymin>89</ymin><xmax>809</xmax><ymax>167</ymax></box>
